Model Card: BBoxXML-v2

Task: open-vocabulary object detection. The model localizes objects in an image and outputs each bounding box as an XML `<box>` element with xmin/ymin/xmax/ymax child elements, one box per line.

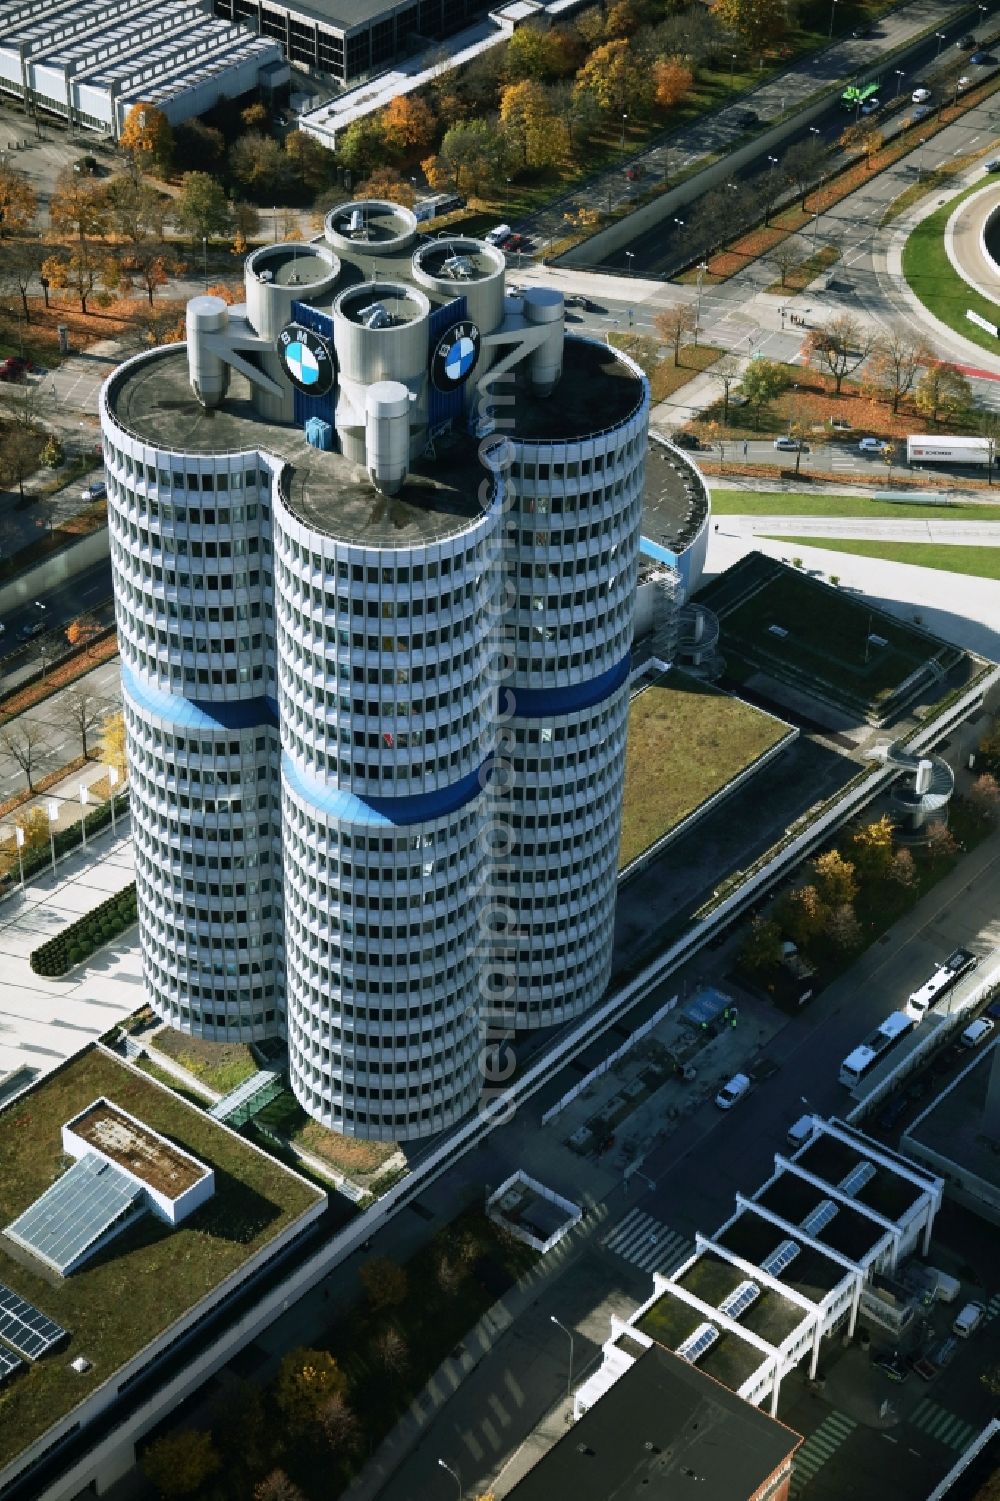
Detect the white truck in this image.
<box><xmin>906</xmin><ymin>435</ymin><xmax>993</xmax><ymax>466</ymax></box>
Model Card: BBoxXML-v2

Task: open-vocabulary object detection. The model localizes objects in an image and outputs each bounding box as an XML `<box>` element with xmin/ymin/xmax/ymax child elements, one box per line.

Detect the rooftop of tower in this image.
<box><xmin>105</xmin><ymin>336</ymin><xmax>648</xmax><ymax>546</ymax></box>
<box><xmin>640</xmin><ymin>437</ymin><xmax>711</xmax><ymax>558</ymax></box>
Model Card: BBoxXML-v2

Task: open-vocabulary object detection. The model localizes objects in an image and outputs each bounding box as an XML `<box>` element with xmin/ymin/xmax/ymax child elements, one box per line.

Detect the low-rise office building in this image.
<box><xmin>576</xmin><ymin>1117</ymin><xmax>943</xmax><ymax>1420</ymax></box>
<box><xmin>0</xmin><ymin>0</ymin><xmax>287</xmax><ymax>137</ymax></box>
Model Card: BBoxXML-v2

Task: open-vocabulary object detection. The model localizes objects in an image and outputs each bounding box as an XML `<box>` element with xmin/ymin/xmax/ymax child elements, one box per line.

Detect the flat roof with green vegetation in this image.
<box><xmin>797</xmin><ymin>1134</ymin><xmax>924</xmax><ymax>1222</ymax></box>
<box><xmin>710</xmin><ymin>489</ymin><xmax>1000</xmax><ymax>520</ymax></box>
<box><xmin>696</xmin><ymin>552</ymin><xmax>967</xmax><ymax>718</ymax></box>
<box><xmin>764</xmin><ymin>535</ymin><xmax>1000</xmax><ymax>582</ymax></box>
<box><xmin>0</xmin><ymin>1046</ymin><xmax>323</xmax><ymax>1469</ymax></box>
<box><xmin>619</xmin><ymin>670</ymin><xmax>792</xmax><ymax>869</ymax></box>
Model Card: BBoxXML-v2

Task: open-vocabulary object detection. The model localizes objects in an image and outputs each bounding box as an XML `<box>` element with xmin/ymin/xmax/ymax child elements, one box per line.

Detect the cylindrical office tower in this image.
<box><xmin>274</xmin><ymin>485</ymin><xmax>502</xmax><ymax>1141</ymax></box>
<box><xmin>101</xmin><ymin>197</ymin><xmax>654</xmax><ymax>1138</ymax></box>
<box><xmin>493</xmin><ymin>337</ymin><xmax>649</xmax><ymax>1031</ymax></box>
<box><xmin>101</xmin><ymin>356</ymin><xmax>282</xmax><ymax>1042</ymax></box>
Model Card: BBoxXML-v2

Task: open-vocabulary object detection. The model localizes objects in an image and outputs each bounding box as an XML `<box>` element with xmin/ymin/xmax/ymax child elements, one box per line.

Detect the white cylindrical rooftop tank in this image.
<box><xmin>186</xmin><ymin>295</ymin><xmax>230</xmax><ymax>409</ymax></box>
<box><xmin>366</xmin><ymin>380</ymin><xmax>411</xmax><ymax>495</ymax></box>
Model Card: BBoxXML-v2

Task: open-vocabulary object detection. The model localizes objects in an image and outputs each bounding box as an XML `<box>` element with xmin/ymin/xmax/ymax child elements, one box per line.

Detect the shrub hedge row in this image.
<box><xmin>30</xmin><ymin>883</ymin><xmax>138</xmax><ymax>976</ymax></box>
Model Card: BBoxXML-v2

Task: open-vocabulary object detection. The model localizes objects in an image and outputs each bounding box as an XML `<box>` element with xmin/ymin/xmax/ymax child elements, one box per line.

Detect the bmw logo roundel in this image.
<box><xmin>278</xmin><ymin>321</ymin><xmax>336</xmax><ymax>396</ymax></box>
<box><xmin>431</xmin><ymin>320</ymin><xmax>481</xmax><ymax>392</ymax></box>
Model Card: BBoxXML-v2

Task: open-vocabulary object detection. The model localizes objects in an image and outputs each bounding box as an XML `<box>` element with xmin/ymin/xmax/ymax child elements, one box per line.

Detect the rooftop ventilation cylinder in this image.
<box><xmin>366</xmin><ymin>381</ymin><xmax>410</xmax><ymax>495</ymax></box>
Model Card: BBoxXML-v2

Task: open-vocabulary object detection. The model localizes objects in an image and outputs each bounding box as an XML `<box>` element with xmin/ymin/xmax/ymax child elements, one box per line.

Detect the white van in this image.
<box><xmin>960</xmin><ymin>1018</ymin><xmax>995</xmax><ymax>1048</ymax></box>
<box><xmin>952</xmin><ymin>1301</ymin><xmax>985</xmax><ymax>1337</ymax></box>
<box><xmin>786</xmin><ymin>1114</ymin><xmax>815</xmax><ymax>1150</ymax></box>
<box><xmin>484</xmin><ymin>223</ymin><xmax>511</xmax><ymax>246</ymax></box>
<box><xmin>715</xmin><ymin>1073</ymin><xmax>751</xmax><ymax>1110</ymax></box>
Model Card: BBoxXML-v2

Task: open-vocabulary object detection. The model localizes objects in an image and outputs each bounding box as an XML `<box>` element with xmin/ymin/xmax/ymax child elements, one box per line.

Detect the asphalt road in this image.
<box><xmin>600</xmin><ymin>11</ymin><xmax>999</xmax><ymax>277</ymax></box>
<box><xmin>0</xmin><ymin>653</ymin><xmax>120</xmax><ymax>802</ymax></box>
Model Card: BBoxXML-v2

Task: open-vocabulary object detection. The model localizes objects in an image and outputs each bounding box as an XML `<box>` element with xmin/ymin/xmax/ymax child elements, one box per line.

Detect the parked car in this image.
<box><xmin>985</xmin><ymin>998</ymin><xmax>1000</xmax><ymax>1020</ymax></box>
<box><xmin>0</xmin><ymin>356</ymin><xmax>27</xmax><ymax>382</ymax></box>
<box><xmin>912</xmin><ymin>104</ymin><xmax>933</xmax><ymax>120</ymax></box>
<box><xmin>958</xmin><ymin>33</ymin><xmax>976</xmax><ymax>49</ymax></box>
<box><xmin>715</xmin><ymin>1073</ymin><xmax>751</xmax><ymax>1110</ymax></box>
<box><xmin>953</xmin><ymin>1301</ymin><xmax>986</xmax><ymax>1337</ymax></box>
<box><xmin>911</xmin><ymin>1354</ymin><xmax>938</xmax><ymax>1381</ymax></box>
<box><xmin>957</xmin><ymin>76</ymin><xmax>972</xmax><ymax>91</ymax></box>
<box><xmin>773</xmin><ymin>435</ymin><xmax>806</xmax><ymax>451</ymax></box>
<box><xmin>502</xmin><ymin>232</ymin><xmax>528</xmax><ymax>251</ymax></box>
<box><xmin>81</xmin><ymin>480</ymin><xmax>107</xmax><ymax>501</ymax></box>
<box><xmin>623</xmin><ymin>164</ymin><xmax>645</xmax><ymax>181</ymax></box>
<box><xmin>970</xmin><ymin>50</ymin><xmax>991</xmax><ymax>64</ymax></box>
<box><xmin>877</xmin><ymin>1093</ymin><xmax>909</xmax><ymax>1130</ymax></box>
<box><xmin>985</xmin><ymin>159</ymin><xmax>1000</xmax><ymax>172</ymax></box>
<box><xmin>860</xmin><ymin>97</ymin><xmax>881</xmax><ymax>115</ymax></box>
<box><xmin>872</xmin><ymin>1351</ymin><xmax>909</xmax><ymax>1382</ymax></box>
<box><xmin>735</xmin><ymin>109</ymin><xmax>759</xmax><ymax>129</ymax></box>
<box><xmin>912</xmin><ymin>86</ymin><xmax>932</xmax><ymax>102</ymax></box>
<box><xmin>0</xmin><ymin>621</ymin><xmax>6</xmax><ymax>635</ymax></box>
<box><xmin>960</xmin><ymin>1017</ymin><xmax>994</xmax><ymax>1048</ymax></box>
<box><xmin>19</xmin><ymin>620</ymin><xmax>44</xmax><ymax>639</ymax></box>
<box><xmin>673</xmin><ymin>432</ymin><xmax>702</xmax><ymax>450</ymax></box>
<box><xmin>73</xmin><ymin>155</ymin><xmax>100</xmax><ymax>175</ymax></box>
<box><xmin>484</xmin><ymin>223</ymin><xmax>511</xmax><ymax>246</ymax></box>
<box><xmin>858</xmin><ymin>436</ymin><xmax>890</xmax><ymax>453</ymax></box>
<box><xmin>564</xmin><ymin>294</ymin><xmax>594</xmax><ymax>311</ymax></box>
<box><xmin>851</xmin><ymin>24</ymin><xmax>875</xmax><ymax>37</ymax></box>
<box><xmin>932</xmin><ymin>1336</ymin><xmax>958</xmax><ymax>1368</ymax></box>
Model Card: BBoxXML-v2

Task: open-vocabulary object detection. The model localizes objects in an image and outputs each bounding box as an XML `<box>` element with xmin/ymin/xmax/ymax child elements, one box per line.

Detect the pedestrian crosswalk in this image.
<box><xmin>600</xmin><ymin>1208</ymin><xmax>694</xmax><ymax>1278</ymax></box>
<box><xmin>983</xmin><ymin>1292</ymin><xmax>1000</xmax><ymax>1324</ymax></box>
<box><xmin>909</xmin><ymin>1398</ymin><xmax>980</xmax><ymax>1453</ymax></box>
<box><xmin>790</xmin><ymin>1412</ymin><xmax>857</xmax><ymax>1497</ymax></box>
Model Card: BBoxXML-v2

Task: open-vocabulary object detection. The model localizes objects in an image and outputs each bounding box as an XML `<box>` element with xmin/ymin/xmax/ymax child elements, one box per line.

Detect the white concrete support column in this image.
<box><xmin>769</xmin><ymin>1360</ymin><xmax>782</xmax><ymax>1418</ymax></box>
<box><xmin>809</xmin><ymin>1315</ymin><xmax>823</xmax><ymax>1379</ymax></box>
<box><xmin>848</xmin><ymin>1272</ymin><xmax>864</xmax><ymax>1338</ymax></box>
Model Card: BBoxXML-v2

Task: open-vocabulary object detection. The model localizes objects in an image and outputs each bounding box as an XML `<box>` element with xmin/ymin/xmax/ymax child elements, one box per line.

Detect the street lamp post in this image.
<box><xmin>14</xmin><ymin>825</ymin><xmax>24</xmax><ymax>890</ymax></box>
<box><xmin>79</xmin><ymin>784</ymin><xmax>89</xmax><ymax>850</ymax></box>
<box><xmin>620</xmin><ymin>112</ymin><xmax>628</xmax><ymax>150</ymax></box>
<box><xmin>108</xmin><ymin>765</ymin><xmax>119</xmax><ymax>836</ymax></box>
<box><xmin>437</xmin><ymin>1460</ymin><xmax>461</xmax><ymax>1501</ymax></box>
<box><xmin>935</xmin><ymin>30</ymin><xmax>946</xmax><ymax>57</ymax></box>
<box><xmin>625</xmin><ymin>250</ymin><xmax>635</xmax><ymax>276</ymax></box>
<box><xmin>695</xmin><ymin>261</ymin><xmax>708</xmax><ymax>343</ymax></box>
<box><xmin>895</xmin><ymin>69</ymin><xmax>905</xmax><ymax>97</ymax></box>
<box><xmin>764</xmin><ymin>155</ymin><xmax>779</xmax><ymax>225</ymax></box>
<box><xmin>550</xmin><ymin>1315</ymin><xmax>575</xmax><ymax>1401</ymax></box>
<box><xmin>810</xmin><ymin>212</ymin><xmax>820</xmax><ymax>251</ymax></box>
<box><xmin>47</xmin><ymin>800</ymin><xmax>58</xmax><ymax>877</ymax></box>
<box><xmin>828</xmin><ymin>0</ymin><xmax>838</xmax><ymax>37</ymax></box>
<box><xmin>729</xmin><ymin>52</ymin><xmax>737</xmax><ymax>86</ymax></box>
<box><xmin>202</xmin><ymin>236</ymin><xmax>208</xmax><ymax>292</ymax></box>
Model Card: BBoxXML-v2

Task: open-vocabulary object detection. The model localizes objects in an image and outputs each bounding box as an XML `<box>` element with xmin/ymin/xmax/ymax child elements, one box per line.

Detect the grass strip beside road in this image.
<box><xmin>761</xmin><ymin>534</ymin><xmax>1000</xmax><ymax>578</ymax></box>
<box><xmin>902</xmin><ymin>179</ymin><xmax>1000</xmax><ymax>355</ymax></box>
<box><xmin>710</xmin><ymin>488</ymin><xmax>1000</xmax><ymax>518</ymax></box>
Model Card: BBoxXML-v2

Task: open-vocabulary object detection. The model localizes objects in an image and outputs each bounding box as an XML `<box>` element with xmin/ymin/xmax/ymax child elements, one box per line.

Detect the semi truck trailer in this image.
<box><xmin>906</xmin><ymin>435</ymin><xmax>993</xmax><ymax>465</ymax></box>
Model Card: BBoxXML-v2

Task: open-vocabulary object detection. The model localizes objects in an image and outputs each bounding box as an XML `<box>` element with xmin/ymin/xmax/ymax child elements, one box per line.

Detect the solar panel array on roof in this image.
<box><xmin>800</xmin><ymin>1199</ymin><xmax>839</xmax><ymax>1237</ymax></box>
<box><xmin>0</xmin><ymin>1284</ymin><xmax>67</xmax><ymax>1360</ymax></box>
<box><xmin>676</xmin><ymin>1323</ymin><xmax>719</xmax><ymax>1363</ymax></box>
<box><xmin>839</xmin><ymin>1161</ymin><xmax>877</xmax><ymax>1199</ymax></box>
<box><xmin>0</xmin><ymin>1344</ymin><xmax>23</xmax><ymax>1384</ymax></box>
<box><xmin>761</xmin><ymin>1239</ymin><xmax>801</xmax><ymax>1277</ymax></box>
<box><xmin>719</xmin><ymin>1280</ymin><xmax>761</xmax><ymax>1320</ymax></box>
<box><xmin>6</xmin><ymin>1152</ymin><xmax>145</xmax><ymax>1276</ymax></box>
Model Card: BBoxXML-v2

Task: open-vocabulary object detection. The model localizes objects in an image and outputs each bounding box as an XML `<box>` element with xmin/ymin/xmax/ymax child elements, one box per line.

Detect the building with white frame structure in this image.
<box><xmin>575</xmin><ymin>1117</ymin><xmax>943</xmax><ymax>1421</ymax></box>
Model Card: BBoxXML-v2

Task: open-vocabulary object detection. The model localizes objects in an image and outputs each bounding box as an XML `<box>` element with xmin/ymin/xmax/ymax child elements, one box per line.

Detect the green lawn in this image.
<box><xmin>710</xmin><ymin>488</ymin><xmax>1000</xmax><ymax>518</ymax></box>
<box><xmin>902</xmin><ymin>178</ymin><xmax>1000</xmax><ymax>355</ymax></box>
<box><xmin>765</xmin><ymin>534</ymin><xmax>1000</xmax><ymax>579</ymax></box>
<box><xmin>0</xmin><ymin>1047</ymin><xmax>322</xmax><ymax>1468</ymax></box>
<box><xmin>619</xmin><ymin>671</ymin><xmax>792</xmax><ymax>869</ymax></box>
<box><xmin>152</xmin><ymin>1026</ymin><xmax>258</xmax><ymax>1094</ymax></box>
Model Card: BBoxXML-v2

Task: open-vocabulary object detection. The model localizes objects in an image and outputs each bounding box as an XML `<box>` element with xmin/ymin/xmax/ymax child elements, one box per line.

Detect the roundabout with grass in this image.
<box><xmin>899</xmin><ymin>175</ymin><xmax>1000</xmax><ymax>361</ymax></box>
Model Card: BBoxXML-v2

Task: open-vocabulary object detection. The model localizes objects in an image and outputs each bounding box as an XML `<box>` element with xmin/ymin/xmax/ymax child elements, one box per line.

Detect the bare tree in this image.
<box><xmin>62</xmin><ymin>687</ymin><xmax>109</xmax><ymax>759</ymax></box>
<box><xmin>0</xmin><ymin>426</ymin><xmax>40</xmax><ymax>497</ymax></box>
<box><xmin>318</xmin><ymin>1392</ymin><xmax>362</xmax><ymax>1457</ymax></box>
<box><xmin>805</xmin><ymin>314</ymin><xmax>878</xmax><ymax>394</ymax></box>
<box><xmin>654</xmin><ymin>303</ymin><xmax>697</xmax><ymax>365</ymax></box>
<box><xmin>769</xmin><ymin>242</ymin><xmax>805</xmax><ymax>288</ymax></box>
<box><xmin>0</xmin><ymin>720</ymin><xmax>48</xmax><ymax>792</ymax></box>
<box><xmin>372</xmin><ymin>1325</ymin><xmax>409</xmax><ymax>1374</ymax></box>
<box><xmin>865</xmin><ymin>327</ymin><xmax>930</xmax><ymax>413</ymax></box>
<box><xmin>781</xmin><ymin>137</ymin><xmax>827</xmax><ymax>208</ymax></box>
<box><xmin>254</xmin><ymin>1472</ymin><xmax>306</xmax><ymax>1501</ymax></box>
<box><xmin>715</xmin><ymin>354</ymin><xmax>741</xmax><ymax>426</ymax></box>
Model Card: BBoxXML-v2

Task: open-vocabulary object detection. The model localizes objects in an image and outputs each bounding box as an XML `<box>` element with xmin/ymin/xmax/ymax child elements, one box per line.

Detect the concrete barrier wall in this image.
<box><xmin>0</xmin><ymin>526</ymin><xmax>109</xmax><ymax>619</ymax></box>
